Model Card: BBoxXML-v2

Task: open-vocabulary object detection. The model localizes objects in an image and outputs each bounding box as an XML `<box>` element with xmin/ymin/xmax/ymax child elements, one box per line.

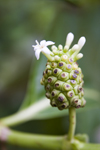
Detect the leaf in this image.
<box><xmin>20</xmin><ymin>55</ymin><xmax>47</xmax><ymax>110</ymax></box>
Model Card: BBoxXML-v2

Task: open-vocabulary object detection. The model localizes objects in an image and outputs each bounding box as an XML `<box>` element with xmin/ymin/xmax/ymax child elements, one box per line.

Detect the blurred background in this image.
<box><xmin>0</xmin><ymin>0</ymin><xmax>100</xmax><ymax>149</ymax></box>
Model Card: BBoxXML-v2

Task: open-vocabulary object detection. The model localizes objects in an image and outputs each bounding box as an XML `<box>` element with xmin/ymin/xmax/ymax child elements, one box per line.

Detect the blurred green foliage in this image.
<box><xmin>0</xmin><ymin>0</ymin><xmax>100</xmax><ymax>149</ymax></box>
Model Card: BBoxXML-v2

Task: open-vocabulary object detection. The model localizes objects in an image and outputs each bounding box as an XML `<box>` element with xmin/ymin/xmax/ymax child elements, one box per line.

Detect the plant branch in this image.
<box><xmin>72</xmin><ymin>139</ymin><xmax>100</xmax><ymax>150</ymax></box>
<box><xmin>0</xmin><ymin>125</ymin><xmax>100</xmax><ymax>150</ymax></box>
<box><xmin>67</xmin><ymin>107</ymin><xmax>76</xmax><ymax>142</ymax></box>
<box><xmin>80</xmin><ymin>143</ymin><xmax>100</xmax><ymax>150</ymax></box>
<box><xmin>7</xmin><ymin>130</ymin><xmax>65</xmax><ymax>150</ymax></box>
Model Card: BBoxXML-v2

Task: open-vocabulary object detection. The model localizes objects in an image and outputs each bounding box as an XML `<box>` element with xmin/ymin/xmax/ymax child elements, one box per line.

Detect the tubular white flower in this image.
<box><xmin>66</xmin><ymin>32</ymin><xmax>74</xmax><ymax>48</ymax></box>
<box><xmin>78</xmin><ymin>37</ymin><xmax>86</xmax><ymax>50</ymax></box>
<box><xmin>32</xmin><ymin>40</ymin><xmax>55</xmax><ymax>60</ymax></box>
<box><xmin>76</xmin><ymin>53</ymin><xmax>83</xmax><ymax>60</ymax></box>
<box><xmin>71</xmin><ymin>44</ymin><xmax>79</xmax><ymax>51</ymax></box>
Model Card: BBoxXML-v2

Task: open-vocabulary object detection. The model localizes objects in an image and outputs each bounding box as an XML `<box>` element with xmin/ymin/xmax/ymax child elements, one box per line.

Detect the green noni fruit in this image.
<box><xmin>32</xmin><ymin>33</ymin><xmax>86</xmax><ymax>110</ymax></box>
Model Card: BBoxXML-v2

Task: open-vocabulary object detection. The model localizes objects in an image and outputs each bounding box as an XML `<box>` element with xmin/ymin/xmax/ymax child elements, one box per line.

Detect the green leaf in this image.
<box><xmin>20</xmin><ymin>55</ymin><xmax>47</xmax><ymax>110</ymax></box>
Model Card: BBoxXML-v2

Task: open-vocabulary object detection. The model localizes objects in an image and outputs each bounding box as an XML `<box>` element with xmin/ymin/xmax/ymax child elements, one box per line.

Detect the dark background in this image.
<box><xmin>0</xmin><ymin>0</ymin><xmax>100</xmax><ymax>149</ymax></box>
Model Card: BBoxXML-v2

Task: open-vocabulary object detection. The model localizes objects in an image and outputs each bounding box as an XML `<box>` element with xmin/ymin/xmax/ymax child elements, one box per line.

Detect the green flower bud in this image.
<box><xmin>58</xmin><ymin>61</ymin><xmax>66</xmax><ymax>70</ymax></box>
<box><xmin>58</xmin><ymin>72</ymin><xmax>69</xmax><ymax>81</ymax></box>
<box><xmin>54</xmin><ymin>55</ymin><xmax>61</xmax><ymax>62</ymax></box>
<box><xmin>71</xmin><ymin>97</ymin><xmax>82</xmax><ymax>108</ymax></box>
<box><xmin>45</xmin><ymin>92</ymin><xmax>51</xmax><ymax>99</ymax></box>
<box><xmin>45</xmin><ymin>84</ymin><xmax>52</xmax><ymax>91</ymax></box>
<box><xmin>81</xmin><ymin>98</ymin><xmax>86</xmax><ymax>107</ymax></box>
<box><xmin>63</xmin><ymin>83</ymin><xmax>73</xmax><ymax>91</ymax></box>
<box><xmin>53</xmin><ymin>68</ymin><xmax>62</xmax><ymax>77</ymax></box>
<box><xmin>66</xmin><ymin>90</ymin><xmax>75</xmax><ymax>98</ymax></box>
<box><xmin>58</xmin><ymin>102</ymin><xmax>69</xmax><ymax>110</ymax></box>
<box><xmin>51</xmin><ymin>89</ymin><xmax>60</xmax><ymax>97</ymax></box>
<box><xmin>51</xmin><ymin>62</ymin><xmax>58</xmax><ymax>68</ymax></box>
<box><xmin>47</xmin><ymin>76</ymin><xmax>57</xmax><ymax>85</ymax></box>
<box><xmin>50</xmin><ymin>99</ymin><xmax>57</xmax><ymax>107</ymax></box>
<box><xmin>65</xmin><ymin>64</ymin><xmax>72</xmax><ymax>72</ymax></box>
<box><xmin>57</xmin><ymin>93</ymin><xmax>67</xmax><ymax>102</ymax></box>
<box><xmin>55</xmin><ymin>80</ymin><xmax>64</xmax><ymax>91</ymax></box>
<box><xmin>61</xmin><ymin>55</ymin><xmax>68</xmax><ymax>62</ymax></box>
<box><xmin>45</xmin><ymin>69</ymin><xmax>52</xmax><ymax>76</ymax></box>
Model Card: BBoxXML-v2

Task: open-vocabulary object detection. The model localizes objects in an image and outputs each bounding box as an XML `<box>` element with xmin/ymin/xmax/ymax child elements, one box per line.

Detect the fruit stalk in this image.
<box><xmin>67</xmin><ymin>107</ymin><xmax>76</xmax><ymax>142</ymax></box>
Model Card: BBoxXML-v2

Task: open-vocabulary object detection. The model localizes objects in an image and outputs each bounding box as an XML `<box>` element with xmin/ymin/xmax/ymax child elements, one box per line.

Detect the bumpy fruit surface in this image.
<box><xmin>40</xmin><ymin>39</ymin><xmax>86</xmax><ymax>110</ymax></box>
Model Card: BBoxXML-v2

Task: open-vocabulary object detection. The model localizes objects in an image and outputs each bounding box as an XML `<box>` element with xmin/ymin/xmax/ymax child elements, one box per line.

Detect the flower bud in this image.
<box><xmin>45</xmin><ymin>84</ymin><xmax>52</xmax><ymax>91</ymax></box>
<box><xmin>55</xmin><ymin>81</ymin><xmax>64</xmax><ymax>91</ymax></box>
<box><xmin>58</xmin><ymin>45</ymin><xmax>63</xmax><ymax>50</ymax></box>
<box><xmin>54</xmin><ymin>55</ymin><xmax>61</xmax><ymax>62</ymax></box>
<box><xmin>53</xmin><ymin>68</ymin><xmax>62</xmax><ymax>77</ymax></box>
<box><xmin>58</xmin><ymin>72</ymin><xmax>69</xmax><ymax>81</ymax></box>
<box><xmin>45</xmin><ymin>92</ymin><xmax>51</xmax><ymax>99</ymax></box>
<box><xmin>51</xmin><ymin>89</ymin><xmax>60</xmax><ymax>97</ymax></box>
<box><xmin>65</xmin><ymin>64</ymin><xmax>72</xmax><ymax>72</ymax></box>
<box><xmin>58</xmin><ymin>61</ymin><xmax>66</xmax><ymax>70</ymax></box>
<box><xmin>47</xmin><ymin>76</ymin><xmax>57</xmax><ymax>85</ymax></box>
<box><xmin>71</xmin><ymin>97</ymin><xmax>81</xmax><ymax>108</ymax></box>
<box><xmin>63</xmin><ymin>83</ymin><xmax>73</xmax><ymax>91</ymax></box>
<box><xmin>50</xmin><ymin>99</ymin><xmax>57</xmax><ymax>107</ymax></box>
<box><xmin>57</xmin><ymin>93</ymin><xmax>67</xmax><ymax>102</ymax></box>
<box><xmin>58</xmin><ymin>102</ymin><xmax>69</xmax><ymax>110</ymax></box>
<box><xmin>61</xmin><ymin>55</ymin><xmax>68</xmax><ymax>62</ymax></box>
<box><xmin>66</xmin><ymin>90</ymin><xmax>74</xmax><ymax>98</ymax></box>
<box><xmin>51</xmin><ymin>62</ymin><xmax>58</xmax><ymax>68</ymax></box>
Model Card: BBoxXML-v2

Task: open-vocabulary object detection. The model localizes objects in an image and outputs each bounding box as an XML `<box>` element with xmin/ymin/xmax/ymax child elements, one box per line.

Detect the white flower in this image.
<box><xmin>66</xmin><ymin>32</ymin><xmax>74</xmax><ymax>48</ymax></box>
<box><xmin>32</xmin><ymin>40</ymin><xmax>55</xmax><ymax>60</ymax></box>
<box><xmin>78</xmin><ymin>36</ymin><xmax>86</xmax><ymax>50</ymax></box>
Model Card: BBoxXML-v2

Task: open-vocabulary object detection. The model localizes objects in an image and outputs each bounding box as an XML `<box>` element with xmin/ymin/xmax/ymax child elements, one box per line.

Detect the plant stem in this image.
<box><xmin>72</xmin><ymin>139</ymin><xmax>100</xmax><ymax>150</ymax></box>
<box><xmin>8</xmin><ymin>130</ymin><xmax>65</xmax><ymax>150</ymax></box>
<box><xmin>6</xmin><ymin>129</ymin><xmax>100</xmax><ymax>150</ymax></box>
<box><xmin>67</xmin><ymin>107</ymin><xmax>76</xmax><ymax>142</ymax></box>
<box><xmin>80</xmin><ymin>143</ymin><xmax>100</xmax><ymax>150</ymax></box>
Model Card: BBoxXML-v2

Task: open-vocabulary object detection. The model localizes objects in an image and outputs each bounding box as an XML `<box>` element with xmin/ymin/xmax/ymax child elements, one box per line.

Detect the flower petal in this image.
<box><xmin>32</xmin><ymin>45</ymin><xmax>35</xmax><ymax>47</ymax></box>
<box><xmin>42</xmin><ymin>47</ymin><xmax>52</xmax><ymax>54</ymax></box>
<box><xmin>32</xmin><ymin>45</ymin><xmax>40</xmax><ymax>51</ymax></box>
<box><xmin>35</xmin><ymin>49</ymin><xmax>41</xmax><ymax>60</ymax></box>
<box><xmin>66</xmin><ymin>32</ymin><xmax>74</xmax><ymax>48</ymax></box>
<box><xmin>78</xmin><ymin>37</ymin><xmax>86</xmax><ymax>50</ymax></box>
<box><xmin>46</xmin><ymin>41</ymin><xmax>55</xmax><ymax>46</ymax></box>
<box><xmin>71</xmin><ymin>44</ymin><xmax>79</xmax><ymax>51</ymax></box>
<box><xmin>35</xmin><ymin>40</ymin><xmax>39</xmax><ymax>45</ymax></box>
<box><xmin>40</xmin><ymin>40</ymin><xmax>46</xmax><ymax>47</ymax></box>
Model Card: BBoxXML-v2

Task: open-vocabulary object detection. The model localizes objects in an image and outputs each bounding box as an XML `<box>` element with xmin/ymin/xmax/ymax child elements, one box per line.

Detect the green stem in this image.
<box><xmin>80</xmin><ymin>143</ymin><xmax>100</xmax><ymax>150</ymax></box>
<box><xmin>72</xmin><ymin>139</ymin><xmax>100</xmax><ymax>150</ymax></box>
<box><xmin>0</xmin><ymin>126</ymin><xmax>100</xmax><ymax>150</ymax></box>
<box><xmin>7</xmin><ymin>129</ymin><xmax>100</xmax><ymax>150</ymax></box>
<box><xmin>8</xmin><ymin>130</ymin><xmax>65</xmax><ymax>150</ymax></box>
<box><xmin>67</xmin><ymin>107</ymin><xmax>76</xmax><ymax>142</ymax></box>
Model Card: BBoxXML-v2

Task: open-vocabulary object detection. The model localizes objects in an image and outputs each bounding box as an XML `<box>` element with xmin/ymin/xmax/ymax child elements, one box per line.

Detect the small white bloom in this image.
<box><xmin>66</xmin><ymin>32</ymin><xmax>74</xmax><ymax>48</ymax></box>
<box><xmin>76</xmin><ymin>53</ymin><xmax>83</xmax><ymax>60</ymax></box>
<box><xmin>32</xmin><ymin>40</ymin><xmax>55</xmax><ymax>60</ymax></box>
<box><xmin>71</xmin><ymin>44</ymin><xmax>79</xmax><ymax>51</ymax></box>
<box><xmin>58</xmin><ymin>44</ymin><xmax>63</xmax><ymax>50</ymax></box>
<box><xmin>78</xmin><ymin>37</ymin><xmax>86</xmax><ymax>50</ymax></box>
